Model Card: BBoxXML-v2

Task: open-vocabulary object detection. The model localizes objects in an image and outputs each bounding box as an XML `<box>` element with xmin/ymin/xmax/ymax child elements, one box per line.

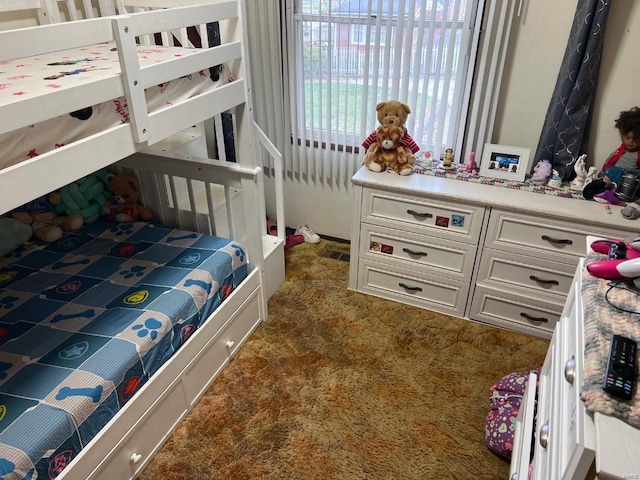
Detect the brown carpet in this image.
<box><xmin>139</xmin><ymin>240</ymin><xmax>549</xmax><ymax>480</ymax></box>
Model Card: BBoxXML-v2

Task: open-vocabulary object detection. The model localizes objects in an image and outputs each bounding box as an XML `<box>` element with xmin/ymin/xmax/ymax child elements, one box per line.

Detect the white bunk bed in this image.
<box><xmin>0</xmin><ymin>0</ymin><xmax>284</xmax><ymax>478</ymax></box>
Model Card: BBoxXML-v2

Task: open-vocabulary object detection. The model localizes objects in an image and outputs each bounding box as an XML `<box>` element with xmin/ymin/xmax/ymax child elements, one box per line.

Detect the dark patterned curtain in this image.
<box><xmin>533</xmin><ymin>0</ymin><xmax>611</xmax><ymax>181</ymax></box>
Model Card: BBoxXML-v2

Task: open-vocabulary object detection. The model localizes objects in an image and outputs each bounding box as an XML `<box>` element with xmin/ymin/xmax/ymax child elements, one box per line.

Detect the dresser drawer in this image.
<box><xmin>356</xmin><ymin>259</ymin><xmax>469</xmax><ymax>316</ymax></box>
<box><xmin>359</xmin><ymin>223</ymin><xmax>477</xmax><ymax>281</ymax></box>
<box><xmin>486</xmin><ymin>209</ymin><xmax>635</xmax><ymax>263</ymax></box>
<box><xmin>477</xmin><ymin>249</ymin><xmax>575</xmax><ymax>297</ymax></box>
<box><xmin>362</xmin><ymin>188</ymin><xmax>485</xmax><ymax>244</ymax></box>
<box><xmin>469</xmin><ymin>285</ymin><xmax>563</xmax><ymax>337</ymax></box>
<box><xmin>509</xmin><ymin>371</ymin><xmax>538</xmax><ymax>480</ymax></box>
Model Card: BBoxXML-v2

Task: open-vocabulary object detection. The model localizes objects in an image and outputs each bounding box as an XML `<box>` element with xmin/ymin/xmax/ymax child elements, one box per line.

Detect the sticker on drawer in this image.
<box><xmin>451</xmin><ymin>214</ymin><xmax>465</xmax><ymax>228</ymax></box>
<box><xmin>435</xmin><ymin>216</ymin><xmax>449</xmax><ymax>228</ymax></box>
<box><xmin>370</xmin><ymin>242</ymin><xmax>393</xmax><ymax>254</ymax></box>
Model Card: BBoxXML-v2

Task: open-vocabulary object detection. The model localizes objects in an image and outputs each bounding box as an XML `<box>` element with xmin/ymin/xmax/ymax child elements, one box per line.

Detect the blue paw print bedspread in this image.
<box><xmin>0</xmin><ymin>221</ymin><xmax>248</xmax><ymax>478</ymax></box>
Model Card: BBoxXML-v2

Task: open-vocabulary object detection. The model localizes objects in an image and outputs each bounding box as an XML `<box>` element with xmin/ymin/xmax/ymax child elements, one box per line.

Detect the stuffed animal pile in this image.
<box><xmin>362</xmin><ymin>100</ymin><xmax>420</xmax><ymax>174</ymax></box>
<box><xmin>3</xmin><ymin>170</ymin><xmax>154</xmax><ymax>255</ymax></box>
<box><xmin>10</xmin><ymin>193</ymin><xmax>84</xmax><ymax>243</ymax></box>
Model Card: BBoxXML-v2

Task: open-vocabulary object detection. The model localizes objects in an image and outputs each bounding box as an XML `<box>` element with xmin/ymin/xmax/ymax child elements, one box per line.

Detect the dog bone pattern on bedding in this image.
<box><xmin>0</xmin><ymin>221</ymin><xmax>248</xmax><ymax>478</ymax></box>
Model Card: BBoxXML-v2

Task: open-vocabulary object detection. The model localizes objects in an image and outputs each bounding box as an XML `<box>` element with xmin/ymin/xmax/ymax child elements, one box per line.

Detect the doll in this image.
<box><xmin>583</xmin><ymin>107</ymin><xmax>640</xmax><ymax>204</ymax></box>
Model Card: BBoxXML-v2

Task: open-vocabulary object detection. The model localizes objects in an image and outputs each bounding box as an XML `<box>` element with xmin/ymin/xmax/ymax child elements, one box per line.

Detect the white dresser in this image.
<box><xmin>510</xmin><ymin>260</ymin><xmax>640</xmax><ymax>480</ymax></box>
<box><xmin>348</xmin><ymin>166</ymin><xmax>639</xmax><ymax>338</ymax></box>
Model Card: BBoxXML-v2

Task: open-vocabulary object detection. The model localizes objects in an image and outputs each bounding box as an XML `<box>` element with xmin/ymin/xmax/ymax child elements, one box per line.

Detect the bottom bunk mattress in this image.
<box><xmin>0</xmin><ymin>221</ymin><xmax>248</xmax><ymax>479</ymax></box>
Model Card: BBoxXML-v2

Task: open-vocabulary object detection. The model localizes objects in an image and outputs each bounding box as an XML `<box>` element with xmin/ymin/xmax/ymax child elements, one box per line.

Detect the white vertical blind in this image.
<box><xmin>246</xmin><ymin>0</ymin><xmax>517</xmax><ymax>187</ymax></box>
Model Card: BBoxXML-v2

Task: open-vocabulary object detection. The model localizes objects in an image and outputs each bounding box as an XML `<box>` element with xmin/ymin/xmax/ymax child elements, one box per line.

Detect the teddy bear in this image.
<box><xmin>11</xmin><ymin>193</ymin><xmax>84</xmax><ymax>243</ymax></box>
<box><xmin>361</xmin><ymin>100</ymin><xmax>420</xmax><ymax>165</ymax></box>
<box><xmin>103</xmin><ymin>174</ymin><xmax>154</xmax><ymax>223</ymax></box>
<box><xmin>363</xmin><ymin>125</ymin><xmax>414</xmax><ymax>176</ymax></box>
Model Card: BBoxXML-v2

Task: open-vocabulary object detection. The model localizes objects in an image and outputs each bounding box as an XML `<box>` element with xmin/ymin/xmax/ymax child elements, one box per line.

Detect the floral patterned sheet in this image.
<box><xmin>0</xmin><ymin>42</ymin><xmax>220</xmax><ymax>170</ymax></box>
<box><xmin>0</xmin><ymin>221</ymin><xmax>248</xmax><ymax>478</ymax></box>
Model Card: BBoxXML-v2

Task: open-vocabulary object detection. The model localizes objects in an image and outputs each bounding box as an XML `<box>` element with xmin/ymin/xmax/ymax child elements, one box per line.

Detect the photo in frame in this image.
<box><xmin>479</xmin><ymin>143</ymin><xmax>531</xmax><ymax>182</ymax></box>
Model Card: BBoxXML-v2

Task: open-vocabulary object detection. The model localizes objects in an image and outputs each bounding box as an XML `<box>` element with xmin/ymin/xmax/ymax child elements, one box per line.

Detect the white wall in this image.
<box><xmin>494</xmin><ymin>0</ymin><xmax>640</xmax><ymax>169</ymax></box>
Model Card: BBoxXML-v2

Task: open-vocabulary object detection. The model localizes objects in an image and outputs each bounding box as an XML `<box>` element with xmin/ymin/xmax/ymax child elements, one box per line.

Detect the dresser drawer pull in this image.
<box><xmin>541</xmin><ymin>235</ymin><xmax>573</xmax><ymax>245</ymax></box>
<box><xmin>539</xmin><ymin>422</ymin><xmax>549</xmax><ymax>449</ymax></box>
<box><xmin>406</xmin><ymin>209</ymin><xmax>433</xmax><ymax>218</ymax></box>
<box><xmin>529</xmin><ymin>275</ymin><xmax>559</xmax><ymax>286</ymax></box>
<box><xmin>520</xmin><ymin>312</ymin><xmax>549</xmax><ymax>323</ymax></box>
<box><xmin>564</xmin><ymin>356</ymin><xmax>576</xmax><ymax>385</ymax></box>
<box><xmin>402</xmin><ymin>247</ymin><xmax>428</xmax><ymax>257</ymax></box>
<box><xmin>399</xmin><ymin>282</ymin><xmax>423</xmax><ymax>292</ymax></box>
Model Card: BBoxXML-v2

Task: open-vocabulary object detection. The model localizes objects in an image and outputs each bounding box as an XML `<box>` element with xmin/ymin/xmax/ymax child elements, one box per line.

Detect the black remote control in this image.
<box><xmin>603</xmin><ymin>334</ymin><xmax>637</xmax><ymax>400</ymax></box>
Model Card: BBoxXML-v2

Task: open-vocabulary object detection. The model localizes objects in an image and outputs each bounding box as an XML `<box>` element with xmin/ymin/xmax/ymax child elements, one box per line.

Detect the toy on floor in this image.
<box><xmin>363</xmin><ymin>125</ymin><xmax>414</xmax><ymax>175</ymax></box>
<box><xmin>583</xmin><ymin>106</ymin><xmax>640</xmax><ymax>204</ymax></box>
<box><xmin>103</xmin><ymin>174</ymin><xmax>154</xmax><ymax>223</ymax></box>
<box><xmin>361</xmin><ymin>100</ymin><xmax>420</xmax><ymax>166</ymax></box>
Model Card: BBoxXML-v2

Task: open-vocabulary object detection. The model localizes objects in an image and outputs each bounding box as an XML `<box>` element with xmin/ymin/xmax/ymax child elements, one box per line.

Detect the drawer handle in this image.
<box><xmin>529</xmin><ymin>275</ymin><xmax>559</xmax><ymax>286</ymax></box>
<box><xmin>406</xmin><ymin>209</ymin><xmax>433</xmax><ymax>218</ymax></box>
<box><xmin>564</xmin><ymin>356</ymin><xmax>576</xmax><ymax>385</ymax></box>
<box><xmin>399</xmin><ymin>282</ymin><xmax>422</xmax><ymax>292</ymax></box>
<box><xmin>541</xmin><ymin>235</ymin><xmax>573</xmax><ymax>245</ymax></box>
<box><xmin>520</xmin><ymin>312</ymin><xmax>549</xmax><ymax>323</ymax></box>
<box><xmin>539</xmin><ymin>422</ymin><xmax>549</xmax><ymax>449</ymax></box>
<box><xmin>402</xmin><ymin>247</ymin><xmax>428</xmax><ymax>257</ymax></box>
<box><xmin>225</xmin><ymin>340</ymin><xmax>235</xmax><ymax>349</ymax></box>
<box><xmin>130</xmin><ymin>453</ymin><xmax>143</xmax><ymax>464</ymax></box>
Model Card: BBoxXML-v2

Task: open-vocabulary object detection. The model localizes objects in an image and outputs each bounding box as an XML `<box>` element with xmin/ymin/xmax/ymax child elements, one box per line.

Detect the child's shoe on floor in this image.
<box><xmin>296</xmin><ymin>225</ymin><xmax>321</xmax><ymax>244</ymax></box>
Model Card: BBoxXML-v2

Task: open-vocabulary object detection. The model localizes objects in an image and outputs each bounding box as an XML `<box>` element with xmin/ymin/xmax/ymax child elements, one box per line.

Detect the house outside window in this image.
<box><xmin>291</xmin><ymin>0</ymin><xmax>478</xmax><ymax>161</ymax></box>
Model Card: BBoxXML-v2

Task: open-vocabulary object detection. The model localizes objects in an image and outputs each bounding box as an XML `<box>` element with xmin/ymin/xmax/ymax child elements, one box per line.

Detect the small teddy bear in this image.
<box><xmin>363</xmin><ymin>125</ymin><xmax>414</xmax><ymax>176</ymax></box>
<box><xmin>103</xmin><ymin>174</ymin><xmax>154</xmax><ymax>223</ymax></box>
<box><xmin>362</xmin><ymin>100</ymin><xmax>420</xmax><ymax>165</ymax></box>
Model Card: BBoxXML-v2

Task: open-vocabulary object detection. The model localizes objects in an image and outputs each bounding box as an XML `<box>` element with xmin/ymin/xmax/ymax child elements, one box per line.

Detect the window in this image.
<box><xmin>290</xmin><ymin>0</ymin><xmax>479</xmax><ymax>161</ymax></box>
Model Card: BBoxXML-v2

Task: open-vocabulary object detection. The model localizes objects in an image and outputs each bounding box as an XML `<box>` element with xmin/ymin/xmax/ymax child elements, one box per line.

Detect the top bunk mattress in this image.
<box><xmin>0</xmin><ymin>220</ymin><xmax>248</xmax><ymax>478</ymax></box>
<box><xmin>0</xmin><ymin>42</ymin><xmax>223</xmax><ymax>170</ymax></box>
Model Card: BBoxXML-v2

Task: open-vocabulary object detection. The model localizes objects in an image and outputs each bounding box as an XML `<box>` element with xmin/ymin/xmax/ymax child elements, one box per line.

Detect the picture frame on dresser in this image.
<box><xmin>479</xmin><ymin>143</ymin><xmax>531</xmax><ymax>182</ymax></box>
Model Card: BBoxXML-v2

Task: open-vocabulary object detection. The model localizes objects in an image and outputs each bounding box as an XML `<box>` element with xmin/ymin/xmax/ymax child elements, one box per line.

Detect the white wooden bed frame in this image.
<box><xmin>0</xmin><ymin>0</ymin><xmax>284</xmax><ymax>478</ymax></box>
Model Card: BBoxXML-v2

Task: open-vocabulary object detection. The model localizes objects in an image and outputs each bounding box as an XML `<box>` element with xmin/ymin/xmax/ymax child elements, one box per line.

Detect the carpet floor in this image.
<box><xmin>138</xmin><ymin>240</ymin><xmax>549</xmax><ymax>480</ymax></box>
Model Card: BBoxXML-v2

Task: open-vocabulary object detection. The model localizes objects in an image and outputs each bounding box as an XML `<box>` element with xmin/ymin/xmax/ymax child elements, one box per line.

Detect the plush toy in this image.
<box><xmin>362</xmin><ymin>100</ymin><xmax>420</xmax><ymax>165</ymax></box>
<box><xmin>103</xmin><ymin>174</ymin><xmax>154</xmax><ymax>223</ymax></box>
<box><xmin>53</xmin><ymin>169</ymin><xmax>113</xmax><ymax>224</ymax></box>
<box><xmin>0</xmin><ymin>217</ymin><xmax>32</xmax><ymax>257</ymax></box>
<box><xmin>531</xmin><ymin>159</ymin><xmax>552</xmax><ymax>185</ymax></box>
<box><xmin>11</xmin><ymin>193</ymin><xmax>84</xmax><ymax>243</ymax></box>
<box><xmin>363</xmin><ymin>125</ymin><xmax>414</xmax><ymax>176</ymax></box>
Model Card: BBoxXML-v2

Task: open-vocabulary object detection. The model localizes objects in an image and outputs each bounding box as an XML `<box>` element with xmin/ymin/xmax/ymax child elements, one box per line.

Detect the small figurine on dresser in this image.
<box><xmin>547</xmin><ymin>169</ymin><xmax>563</xmax><ymax>189</ymax></box>
<box><xmin>570</xmin><ymin>154</ymin><xmax>588</xmax><ymax>190</ymax></box>
<box><xmin>530</xmin><ymin>159</ymin><xmax>552</xmax><ymax>185</ymax></box>
<box><xmin>582</xmin><ymin>106</ymin><xmax>640</xmax><ymax>205</ymax></box>
<box><xmin>464</xmin><ymin>152</ymin><xmax>478</xmax><ymax>175</ymax></box>
<box><xmin>441</xmin><ymin>148</ymin><xmax>455</xmax><ymax>170</ymax></box>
